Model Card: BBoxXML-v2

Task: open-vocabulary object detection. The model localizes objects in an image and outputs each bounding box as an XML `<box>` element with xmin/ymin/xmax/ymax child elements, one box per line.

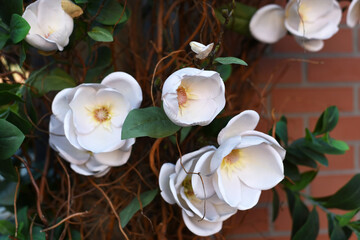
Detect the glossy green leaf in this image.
<box><xmin>0</xmin><ymin>158</ymin><xmax>17</xmax><ymax>182</ymax></box>
<box><xmin>286</xmin><ymin>190</ymin><xmax>309</xmax><ymax>238</ymax></box>
<box><xmin>284</xmin><ymin>161</ymin><xmax>301</xmax><ymax>181</ymax></box>
<box><xmin>216</xmin><ymin>64</ymin><xmax>232</xmax><ymax>81</ymax></box>
<box><xmin>292</xmin><ymin>207</ymin><xmax>319</xmax><ymax>240</ymax></box>
<box><xmin>32</xmin><ymin>226</ymin><xmax>46</xmax><ymax>240</ymax></box>
<box><xmin>275</xmin><ymin>117</ymin><xmax>288</xmax><ymax>146</ymax></box>
<box><xmin>0</xmin><ymin>31</ymin><xmax>9</xmax><ymax>49</ymax></box>
<box><xmin>5</xmin><ymin>110</ymin><xmax>32</xmax><ymax>134</ymax></box>
<box><xmin>313</xmin><ymin>106</ymin><xmax>339</xmax><ymax>135</ymax></box>
<box><xmin>0</xmin><ymin>119</ymin><xmax>24</xmax><ymax>160</ymax></box>
<box><xmin>214</xmin><ymin>57</ymin><xmax>247</xmax><ymax>66</ymax></box>
<box><xmin>302</xmin><ymin>147</ymin><xmax>328</xmax><ymax>166</ymax></box>
<box><xmin>88</xmin><ymin>26</ymin><xmax>113</xmax><ymax>42</ymax></box>
<box><xmin>88</xmin><ymin>0</ymin><xmax>129</xmax><ymax>25</ymax></box>
<box><xmin>119</xmin><ymin>189</ymin><xmax>158</xmax><ymax>228</ymax></box>
<box><xmin>272</xmin><ymin>188</ymin><xmax>280</xmax><ymax>222</ymax></box>
<box><xmin>286</xmin><ymin>147</ymin><xmax>318</xmax><ymax>168</ymax></box>
<box><xmin>336</xmin><ymin>208</ymin><xmax>360</xmax><ymax>227</ymax></box>
<box><xmin>122</xmin><ymin>107</ymin><xmax>181</xmax><ymax>139</ymax></box>
<box><xmin>0</xmin><ymin>91</ymin><xmax>23</xmax><ymax>105</ymax></box>
<box><xmin>0</xmin><ymin>220</ymin><xmax>15</xmax><ymax>235</ymax></box>
<box><xmin>315</xmin><ymin>174</ymin><xmax>360</xmax><ymax>210</ymax></box>
<box><xmin>10</xmin><ymin>14</ymin><xmax>30</xmax><ymax>44</ymax></box>
<box><xmin>17</xmin><ymin>207</ymin><xmax>28</xmax><ymax>234</ymax></box>
<box><xmin>288</xmin><ymin>171</ymin><xmax>318</xmax><ymax>191</ymax></box>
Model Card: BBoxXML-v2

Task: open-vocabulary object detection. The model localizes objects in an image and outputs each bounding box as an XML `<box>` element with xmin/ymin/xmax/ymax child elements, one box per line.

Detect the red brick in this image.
<box><xmin>271</xmin><ymin>87</ymin><xmax>353</xmax><ymax>113</ymax></box>
<box><xmin>319</xmin><ymin>28</ymin><xmax>353</xmax><ymax>53</ymax></box>
<box><xmin>287</xmin><ymin>117</ymin><xmax>304</xmax><ymax>141</ymax></box>
<box><xmin>273</xmin><ymin>206</ymin><xmax>292</xmax><ymax>232</ymax></box>
<box><xmin>253</xmin><ymin>58</ymin><xmax>302</xmax><ymax>84</ymax></box>
<box><xmin>310</xmin><ymin>174</ymin><xmax>354</xmax><ymax>198</ymax></box>
<box><xmin>308</xmin><ymin>58</ymin><xmax>360</xmax><ymax>82</ymax></box>
<box><xmin>272</xmin><ymin>35</ymin><xmax>304</xmax><ymax>53</ymax></box>
<box><xmin>309</xmin><ymin>116</ymin><xmax>360</xmax><ymax>141</ymax></box>
<box><xmin>223</xmin><ymin>208</ymin><xmax>269</xmax><ymax>235</ymax></box>
<box><xmin>322</xmin><ymin>147</ymin><xmax>355</xmax><ymax>171</ymax></box>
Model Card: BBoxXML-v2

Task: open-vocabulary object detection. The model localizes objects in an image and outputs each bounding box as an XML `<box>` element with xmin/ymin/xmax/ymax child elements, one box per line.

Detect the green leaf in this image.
<box><xmin>302</xmin><ymin>147</ymin><xmax>328</xmax><ymax>166</ymax></box>
<box><xmin>87</xmin><ymin>0</ymin><xmax>129</xmax><ymax>25</ymax></box>
<box><xmin>119</xmin><ymin>189</ymin><xmax>158</xmax><ymax>228</ymax></box>
<box><xmin>9</xmin><ymin>14</ymin><xmax>30</xmax><ymax>44</ymax></box>
<box><xmin>32</xmin><ymin>226</ymin><xmax>46</xmax><ymax>240</ymax></box>
<box><xmin>292</xmin><ymin>207</ymin><xmax>319</xmax><ymax>240</ymax></box>
<box><xmin>122</xmin><ymin>107</ymin><xmax>181</xmax><ymax>139</ymax></box>
<box><xmin>0</xmin><ymin>83</ymin><xmax>20</xmax><ymax>91</ymax></box>
<box><xmin>315</xmin><ymin>174</ymin><xmax>360</xmax><ymax>210</ymax></box>
<box><xmin>17</xmin><ymin>207</ymin><xmax>28</xmax><ymax>235</ymax></box>
<box><xmin>313</xmin><ymin>106</ymin><xmax>339</xmax><ymax>135</ymax></box>
<box><xmin>272</xmin><ymin>188</ymin><xmax>280</xmax><ymax>222</ymax></box>
<box><xmin>287</xmin><ymin>190</ymin><xmax>309</xmax><ymax>238</ymax></box>
<box><xmin>284</xmin><ymin>161</ymin><xmax>301</xmax><ymax>181</ymax></box>
<box><xmin>216</xmin><ymin>64</ymin><xmax>232</xmax><ymax>82</ymax></box>
<box><xmin>20</xmin><ymin>41</ymin><xmax>26</xmax><ymax>67</ymax></box>
<box><xmin>275</xmin><ymin>117</ymin><xmax>288</xmax><ymax>146</ymax></box>
<box><xmin>87</xmin><ymin>26</ymin><xmax>113</xmax><ymax>42</ymax></box>
<box><xmin>0</xmin><ymin>158</ymin><xmax>17</xmax><ymax>181</ymax></box>
<box><xmin>30</xmin><ymin>68</ymin><xmax>76</xmax><ymax>95</ymax></box>
<box><xmin>0</xmin><ymin>180</ymin><xmax>17</xmax><ymax>205</ymax></box>
<box><xmin>214</xmin><ymin>57</ymin><xmax>247</xmax><ymax>66</ymax></box>
<box><xmin>288</xmin><ymin>171</ymin><xmax>318</xmax><ymax>191</ymax></box>
<box><xmin>0</xmin><ymin>220</ymin><xmax>15</xmax><ymax>235</ymax></box>
<box><xmin>0</xmin><ymin>119</ymin><xmax>24</xmax><ymax>160</ymax></box>
<box><xmin>75</xmin><ymin>0</ymin><xmax>88</xmax><ymax>3</ymax></box>
<box><xmin>336</xmin><ymin>208</ymin><xmax>360</xmax><ymax>227</ymax></box>
<box><xmin>0</xmin><ymin>91</ymin><xmax>23</xmax><ymax>105</ymax></box>
<box><xmin>5</xmin><ymin>110</ymin><xmax>32</xmax><ymax>134</ymax></box>
<box><xmin>0</xmin><ymin>31</ymin><xmax>9</xmax><ymax>50</ymax></box>
<box><xmin>328</xmin><ymin>214</ymin><xmax>353</xmax><ymax>240</ymax></box>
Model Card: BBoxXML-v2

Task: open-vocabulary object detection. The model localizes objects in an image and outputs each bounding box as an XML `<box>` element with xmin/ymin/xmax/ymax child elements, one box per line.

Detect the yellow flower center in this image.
<box><xmin>92</xmin><ymin>106</ymin><xmax>111</xmax><ymax>123</ymax></box>
<box><xmin>221</xmin><ymin>149</ymin><xmax>245</xmax><ymax>177</ymax></box>
<box><xmin>177</xmin><ymin>86</ymin><xmax>188</xmax><ymax>107</ymax></box>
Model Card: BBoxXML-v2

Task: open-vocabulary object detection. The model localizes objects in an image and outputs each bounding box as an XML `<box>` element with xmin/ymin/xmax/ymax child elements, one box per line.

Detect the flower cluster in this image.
<box><xmin>159</xmin><ymin>110</ymin><xmax>286</xmax><ymax>236</ymax></box>
<box><xmin>49</xmin><ymin>72</ymin><xmax>142</xmax><ymax>176</ymax></box>
<box><xmin>249</xmin><ymin>0</ymin><xmax>357</xmax><ymax>52</ymax></box>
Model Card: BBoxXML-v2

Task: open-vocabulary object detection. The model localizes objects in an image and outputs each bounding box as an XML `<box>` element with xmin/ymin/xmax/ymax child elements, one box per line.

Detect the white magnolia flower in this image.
<box><xmin>189</xmin><ymin>41</ymin><xmax>214</xmax><ymax>60</ymax></box>
<box><xmin>208</xmin><ymin>110</ymin><xmax>286</xmax><ymax>210</ymax></box>
<box><xmin>159</xmin><ymin>146</ymin><xmax>237</xmax><ymax>236</ymax></box>
<box><xmin>50</xmin><ymin>72</ymin><xmax>142</xmax><ymax>176</ymax></box>
<box><xmin>162</xmin><ymin>68</ymin><xmax>225</xmax><ymax>127</ymax></box>
<box><xmin>249</xmin><ymin>4</ymin><xmax>287</xmax><ymax>44</ymax></box>
<box><xmin>285</xmin><ymin>0</ymin><xmax>341</xmax><ymax>40</ymax></box>
<box><xmin>347</xmin><ymin>0</ymin><xmax>360</xmax><ymax>27</ymax></box>
<box><xmin>249</xmin><ymin>0</ymin><xmax>341</xmax><ymax>52</ymax></box>
<box><xmin>22</xmin><ymin>0</ymin><xmax>77</xmax><ymax>51</ymax></box>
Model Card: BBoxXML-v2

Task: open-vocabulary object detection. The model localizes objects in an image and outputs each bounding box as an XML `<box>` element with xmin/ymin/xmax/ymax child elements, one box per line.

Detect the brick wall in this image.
<box><xmin>224</xmin><ymin>12</ymin><xmax>360</xmax><ymax>240</ymax></box>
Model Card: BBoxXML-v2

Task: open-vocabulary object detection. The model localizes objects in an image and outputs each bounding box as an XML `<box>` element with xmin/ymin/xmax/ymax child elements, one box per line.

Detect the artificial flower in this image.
<box><xmin>347</xmin><ymin>0</ymin><xmax>360</xmax><ymax>27</ymax></box>
<box><xmin>249</xmin><ymin>4</ymin><xmax>287</xmax><ymax>44</ymax></box>
<box><xmin>189</xmin><ymin>41</ymin><xmax>214</xmax><ymax>59</ymax></box>
<box><xmin>285</xmin><ymin>0</ymin><xmax>341</xmax><ymax>40</ymax></box>
<box><xmin>22</xmin><ymin>0</ymin><xmax>79</xmax><ymax>51</ymax></box>
<box><xmin>207</xmin><ymin>110</ymin><xmax>286</xmax><ymax>209</ymax></box>
<box><xmin>50</xmin><ymin>72</ymin><xmax>142</xmax><ymax>176</ymax></box>
<box><xmin>159</xmin><ymin>146</ymin><xmax>237</xmax><ymax>236</ymax></box>
<box><xmin>162</xmin><ymin>68</ymin><xmax>225</xmax><ymax>127</ymax></box>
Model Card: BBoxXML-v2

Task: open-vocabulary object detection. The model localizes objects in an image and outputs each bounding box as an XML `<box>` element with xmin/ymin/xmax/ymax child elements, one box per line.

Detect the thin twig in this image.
<box><xmin>41</xmin><ymin>212</ymin><xmax>89</xmax><ymax>232</ymax></box>
<box><xmin>14</xmin><ymin>167</ymin><xmax>20</xmax><ymax>238</ymax></box>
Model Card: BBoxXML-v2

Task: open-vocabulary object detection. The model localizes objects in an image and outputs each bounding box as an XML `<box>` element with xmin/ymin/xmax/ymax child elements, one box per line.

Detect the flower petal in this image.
<box><xmin>295</xmin><ymin>37</ymin><xmax>324</xmax><ymax>52</ymax></box>
<box><xmin>347</xmin><ymin>0</ymin><xmax>360</xmax><ymax>27</ymax></box>
<box><xmin>210</xmin><ymin>136</ymin><xmax>242</xmax><ymax>173</ymax></box>
<box><xmin>51</xmin><ymin>88</ymin><xmax>74</xmax><ymax>122</ymax></box>
<box><xmin>236</xmin><ymin>184</ymin><xmax>261</xmax><ymax>210</ymax></box>
<box><xmin>25</xmin><ymin>34</ymin><xmax>58</xmax><ymax>51</ymax></box>
<box><xmin>192</xmin><ymin>150</ymin><xmax>216</xmax><ymax>199</ymax></box>
<box><xmin>169</xmin><ymin>174</ymin><xmax>193</xmax><ymax>216</ymax></box>
<box><xmin>93</xmin><ymin>148</ymin><xmax>131</xmax><ymax>167</ymax></box>
<box><xmin>101</xmin><ymin>72</ymin><xmax>143</xmax><ymax>109</ymax></box>
<box><xmin>215</xmin><ymin>166</ymin><xmax>242</xmax><ymax>207</ymax></box>
<box><xmin>85</xmin><ymin>157</ymin><xmax>109</xmax><ymax>172</ymax></box>
<box><xmin>249</xmin><ymin>4</ymin><xmax>286</xmax><ymax>44</ymax></box>
<box><xmin>22</xmin><ymin>1</ymin><xmax>43</xmax><ymax>36</ymax></box>
<box><xmin>217</xmin><ymin>110</ymin><xmax>260</xmax><ymax>144</ymax></box>
<box><xmin>159</xmin><ymin>163</ymin><xmax>177</xmax><ymax>204</ymax></box>
<box><xmin>93</xmin><ymin>167</ymin><xmax>111</xmax><ymax>177</ymax></box>
<box><xmin>182</xmin><ymin>210</ymin><xmax>223</xmax><ymax>237</ymax></box>
<box><xmin>175</xmin><ymin>146</ymin><xmax>216</xmax><ymax>174</ymax></box>
<box><xmin>237</xmin><ymin>143</ymin><xmax>284</xmax><ymax>190</ymax></box>
<box><xmin>63</xmin><ymin>111</ymin><xmax>84</xmax><ymax>150</ymax></box>
<box><xmin>70</xmin><ymin>163</ymin><xmax>94</xmax><ymax>176</ymax></box>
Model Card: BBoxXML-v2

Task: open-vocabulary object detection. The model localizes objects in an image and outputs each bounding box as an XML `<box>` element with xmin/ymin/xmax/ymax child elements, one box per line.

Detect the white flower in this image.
<box><xmin>189</xmin><ymin>41</ymin><xmax>214</xmax><ymax>60</ymax></box>
<box><xmin>161</xmin><ymin>68</ymin><xmax>225</xmax><ymax>127</ymax></box>
<box><xmin>285</xmin><ymin>0</ymin><xmax>341</xmax><ymax>40</ymax></box>
<box><xmin>50</xmin><ymin>72</ymin><xmax>142</xmax><ymax>176</ymax></box>
<box><xmin>208</xmin><ymin>110</ymin><xmax>286</xmax><ymax>210</ymax></box>
<box><xmin>159</xmin><ymin>146</ymin><xmax>237</xmax><ymax>236</ymax></box>
<box><xmin>249</xmin><ymin>0</ymin><xmax>341</xmax><ymax>52</ymax></box>
<box><xmin>249</xmin><ymin>4</ymin><xmax>287</xmax><ymax>44</ymax></box>
<box><xmin>22</xmin><ymin>0</ymin><xmax>76</xmax><ymax>51</ymax></box>
<box><xmin>347</xmin><ymin>0</ymin><xmax>360</xmax><ymax>27</ymax></box>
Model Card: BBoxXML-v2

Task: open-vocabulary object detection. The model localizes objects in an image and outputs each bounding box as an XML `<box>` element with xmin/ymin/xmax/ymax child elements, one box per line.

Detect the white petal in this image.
<box><xmin>192</xmin><ymin>150</ymin><xmax>216</xmax><ymax>199</ymax></box>
<box><xmin>70</xmin><ymin>163</ymin><xmax>94</xmax><ymax>176</ymax></box>
<box><xmin>296</xmin><ymin>0</ymin><xmax>333</xmax><ymax>22</ymax></box>
<box><xmin>209</xmin><ymin>196</ymin><xmax>237</xmax><ymax>221</ymax></box>
<box><xmin>63</xmin><ymin>111</ymin><xmax>84</xmax><ymax>150</ymax></box>
<box><xmin>25</xmin><ymin>34</ymin><xmax>58</xmax><ymax>51</ymax></box>
<box><xmin>85</xmin><ymin>157</ymin><xmax>109</xmax><ymax>172</ymax></box>
<box><xmin>101</xmin><ymin>72</ymin><xmax>143</xmax><ymax>109</ymax></box>
<box><xmin>93</xmin><ymin>148</ymin><xmax>131</xmax><ymax>167</ymax></box>
<box><xmin>215</xmin><ymin>167</ymin><xmax>242</xmax><ymax>207</ymax></box>
<box><xmin>189</xmin><ymin>41</ymin><xmax>206</xmax><ymax>54</ymax></box>
<box><xmin>119</xmin><ymin>138</ymin><xmax>135</xmax><ymax>152</ymax></box>
<box><xmin>182</xmin><ymin>210</ymin><xmax>223</xmax><ymax>237</ymax></box>
<box><xmin>236</xmin><ymin>184</ymin><xmax>261</xmax><ymax>210</ymax></box>
<box><xmin>237</xmin><ymin>143</ymin><xmax>284</xmax><ymax>190</ymax></box>
<box><xmin>76</xmin><ymin>125</ymin><xmax>125</xmax><ymax>153</ymax></box>
<box><xmin>169</xmin><ymin>174</ymin><xmax>193</xmax><ymax>216</ymax></box>
<box><xmin>249</xmin><ymin>4</ymin><xmax>286</xmax><ymax>44</ymax></box>
<box><xmin>190</xmin><ymin>41</ymin><xmax>214</xmax><ymax>59</ymax></box>
<box><xmin>159</xmin><ymin>163</ymin><xmax>176</xmax><ymax>204</ymax></box>
<box><xmin>93</xmin><ymin>167</ymin><xmax>111</xmax><ymax>177</ymax></box>
<box><xmin>175</xmin><ymin>146</ymin><xmax>216</xmax><ymax>174</ymax></box>
<box><xmin>217</xmin><ymin>110</ymin><xmax>260</xmax><ymax>144</ymax></box>
<box><xmin>22</xmin><ymin>1</ymin><xmax>43</xmax><ymax>36</ymax></box>
<box><xmin>210</xmin><ymin>136</ymin><xmax>242</xmax><ymax>173</ymax></box>
<box><xmin>347</xmin><ymin>0</ymin><xmax>360</xmax><ymax>27</ymax></box>
<box><xmin>295</xmin><ymin>37</ymin><xmax>324</xmax><ymax>52</ymax></box>
<box><xmin>51</xmin><ymin>88</ymin><xmax>74</xmax><ymax>122</ymax></box>
<box><xmin>69</xmin><ymin>86</ymin><xmax>98</xmax><ymax>134</ymax></box>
